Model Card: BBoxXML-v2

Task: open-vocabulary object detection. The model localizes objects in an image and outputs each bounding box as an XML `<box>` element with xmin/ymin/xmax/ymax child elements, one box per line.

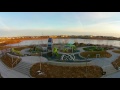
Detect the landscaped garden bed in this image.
<box><xmin>80</xmin><ymin>51</ymin><xmax>112</xmax><ymax>58</ymax></box>
<box><xmin>0</xmin><ymin>54</ymin><xmax>21</xmax><ymax>68</ymax></box>
<box><xmin>0</xmin><ymin>46</ymin><xmax>11</xmax><ymax>50</ymax></box>
<box><xmin>30</xmin><ymin>63</ymin><xmax>103</xmax><ymax>78</ymax></box>
<box><xmin>83</xmin><ymin>46</ymin><xmax>114</xmax><ymax>52</ymax></box>
<box><xmin>14</xmin><ymin>46</ymin><xmax>33</xmax><ymax>51</ymax></box>
<box><xmin>112</xmin><ymin>50</ymin><xmax>120</xmax><ymax>54</ymax></box>
<box><xmin>83</xmin><ymin>47</ymin><xmax>106</xmax><ymax>51</ymax></box>
<box><xmin>112</xmin><ymin>56</ymin><xmax>120</xmax><ymax>70</ymax></box>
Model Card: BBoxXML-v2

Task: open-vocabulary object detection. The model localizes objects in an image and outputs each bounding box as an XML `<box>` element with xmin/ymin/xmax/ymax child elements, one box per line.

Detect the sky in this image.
<box><xmin>0</xmin><ymin>12</ymin><xmax>120</xmax><ymax>37</ymax></box>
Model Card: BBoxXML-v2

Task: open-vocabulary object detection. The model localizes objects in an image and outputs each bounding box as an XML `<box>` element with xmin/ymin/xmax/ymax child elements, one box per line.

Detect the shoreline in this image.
<box><xmin>0</xmin><ymin>38</ymin><xmax>120</xmax><ymax>47</ymax></box>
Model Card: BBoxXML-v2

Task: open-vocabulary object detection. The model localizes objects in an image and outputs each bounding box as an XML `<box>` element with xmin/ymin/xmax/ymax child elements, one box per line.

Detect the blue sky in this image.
<box><xmin>0</xmin><ymin>12</ymin><xmax>120</xmax><ymax>37</ymax></box>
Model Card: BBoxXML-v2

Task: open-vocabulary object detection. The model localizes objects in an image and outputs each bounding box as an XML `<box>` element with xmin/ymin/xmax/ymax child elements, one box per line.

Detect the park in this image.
<box><xmin>0</xmin><ymin>38</ymin><xmax>120</xmax><ymax>78</ymax></box>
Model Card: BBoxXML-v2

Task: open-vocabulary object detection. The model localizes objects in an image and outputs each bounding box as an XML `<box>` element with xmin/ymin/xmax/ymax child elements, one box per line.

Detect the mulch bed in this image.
<box><xmin>14</xmin><ymin>46</ymin><xmax>33</xmax><ymax>51</ymax></box>
<box><xmin>30</xmin><ymin>63</ymin><xmax>103</xmax><ymax>78</ymax></box>
<box><xmin>112</xmin><ymin>56</ymin><xmax>120</xmax><ymax>70</ymax></box>
<box><xmin>0</xmin><ymin>54</ymin><xmax>21</xmax><ymax>68</ymax></box>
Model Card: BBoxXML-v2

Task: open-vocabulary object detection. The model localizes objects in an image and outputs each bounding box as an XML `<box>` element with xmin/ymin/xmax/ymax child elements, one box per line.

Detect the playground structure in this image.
<box><xmin>47</xmin><ymin>38</ymin><xmax>53</xmax><ymax>57</ymax></box>
<box><xmin>52</xmin><ymin>47</ymin><xmax>59</xmax><ymax>57</ymax></box>
<box><xmin>11</xmin><ymin>48</ymin><xmax>23</xmax><ymax>56</ymax></box>
<box><xmin>7</xmin><ymin>38</ymin><xmax>91</xmax><ymax>62</ymax></box>
<box><xmin>56</xmin><ymin>44</ymin><xmax>80</xmax><ymax>61</ymax></box>
<box><xmin>42</xmin><ymin>39</ymin><xmax>85</xmax><ymax>62</ymax></box>
<box><xmin>61</xmin><ymin>54</ymin><xmax>75</xmax><ymax>61</ymax></box>
<box><xmin>29</xmin><ymin>45</ymin><xmax>43</xmax><ymax>54</ymax></box>
<box><xmin>61</xmin><ymin>44</ymin><xmax>77</xmax><ymax>53</ymax></box>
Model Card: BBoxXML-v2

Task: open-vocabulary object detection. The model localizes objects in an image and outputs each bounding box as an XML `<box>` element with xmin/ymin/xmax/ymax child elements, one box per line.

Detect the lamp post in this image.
<box><xmin>37</xmin><ymin>51</ymin><xmax>44</xmax><ymax>75</ymax></box>
<box><xmin>71</xmin><ymin>46</ymin><xmax>73</xmax><ymax>53</ymax></box>
<box><xmin>39</xmin><ymin>52</ymin><xmax>42</xmax><ymax>73</ymax></box>
<box><xmin>86</xmin><ymin>58</ymin><xmax>88</xmax><ymax>73</ymax></box>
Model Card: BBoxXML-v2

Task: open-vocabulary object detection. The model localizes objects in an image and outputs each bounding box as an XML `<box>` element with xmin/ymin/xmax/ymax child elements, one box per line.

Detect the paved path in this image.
<box><xmin>102</xmin><ymin>70</ymin><xmax>120</xmax><ymax>78</ymax></box>
<box><xmin>20</xmin><ymin>48</ymin><xmax>31</xmax><ymax>55</ymax></box>
<box><xmin>0</xmin><ymin>49</ymin><xmax>48</xmax><ymax>78</ymax></box>
<box><xmin>0</xmin><ymin>61</ymin><xmax>29</xmax><ymax>78</ymax></box>
<box><xmin>21</xmin><ymin>56</ymin><xmax>48</xmax><ymax>64</ymax></box>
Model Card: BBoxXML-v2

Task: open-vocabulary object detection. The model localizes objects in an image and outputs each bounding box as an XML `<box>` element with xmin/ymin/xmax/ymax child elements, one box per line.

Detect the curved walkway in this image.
<box><xmin>0</xmin><ymin>49</ymin><xmax>48</xmax><ymax>78</ymax></box>
<box><xmin>21</xmin><ymin>56</ymin><xmax>48</xmax><ymax>64</ymax></box>
<box><xmin>0</xmin><ymin>61</ymin><xmax>29</xmax><ymax>78</ymax></box>
<box><xmin>77</xmin><ymin>46</ymin><xmax>120</xmax><ymax>77</ymax></box>
<box><xmin>103</xmin><ymin>70</ymin><xmax>120</xmax><ymax>78</ymax></box>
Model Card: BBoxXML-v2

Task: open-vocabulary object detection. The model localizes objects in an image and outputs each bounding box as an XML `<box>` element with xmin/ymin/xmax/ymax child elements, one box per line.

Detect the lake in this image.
<box><xmin>6</xmin><ymin>38</ymin><xmax>120</xmax><ymax>47</ymax></box>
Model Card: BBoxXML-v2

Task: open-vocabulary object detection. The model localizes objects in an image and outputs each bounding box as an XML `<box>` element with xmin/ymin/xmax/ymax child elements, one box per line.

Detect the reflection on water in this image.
<box><xmin>6</xmin><ymin>39</ymin><xmax>120</xmax><ymax>47</ymax></box>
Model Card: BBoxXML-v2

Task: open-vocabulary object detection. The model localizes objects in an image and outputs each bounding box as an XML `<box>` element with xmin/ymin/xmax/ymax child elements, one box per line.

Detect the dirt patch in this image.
<box><xmin>0</xmin><ymin>46</ymin><xmax>11</xmax><ymax>50</ymax></box>
<box><xmin>80</xmin><ymin>51</ymin><xmax>112</xmax><ymax>58</ymax></box>
<box><xmin>0</xmin><ymin>40</ymin><xmax>21</xmax><ymax>46</ymax></box>
<box><xmin>14</xmin><ymin>46</ymin><xmax>33</xmax><ymax>51</ymax></box>
<box><xmin>0</xmin><ymin>54</ymin><xmax>21</xmax><ymax>68</ymax></box>
<box><xmin>30</xmin><ymin>63</ymin><xmax>103</xmax><ymax>78</ymax></box>
<box><xmin>113</xmin><ymin>50</ymin><xmax>120</xmax><ymax>54</ymax></box>
<box><xmin>112</xmin><ymin>56</ymin><xmax>120</xmax><ymax>70</ymax></box>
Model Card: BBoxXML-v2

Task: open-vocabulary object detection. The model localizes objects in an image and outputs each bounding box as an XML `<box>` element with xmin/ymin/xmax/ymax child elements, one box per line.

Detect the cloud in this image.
<box><xmin>0</xmin><ymin>19</ymin><xmax>10</xmax><ymax>30</ymax></box>
<box><xmin>82</xmin><ymin>20</ymin><xmax>120</xmax><ymax>37</ymax></box>
<box><xmin>0</xmin><ymin>16</ymin><xmax>16</xmax><ymax>31</ymax></box>
<box><xmin>71</xmin><ymin>12</ymin><xmax>119</xmax><ymax>26</ymax></box>
<box><xmin>85</xmin><ymin>12</ymin><xmax>118</xmax><ymax>19</ymax></box>
<box><xmin>0</xmin><ymin>12</ymin><xmax>120</xmax><ymax>37</ymax></box>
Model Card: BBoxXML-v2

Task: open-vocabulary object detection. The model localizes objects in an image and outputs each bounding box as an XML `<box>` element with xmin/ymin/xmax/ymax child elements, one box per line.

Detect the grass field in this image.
<box><xmin>30</xmin><ymin>63</ymin><xmax>103</xmax><ymax>78</ymax></box>
<box><xmin>83</xmin><ymin>47</ymin><xmax>106</xmax><ymax>51</ymax></box>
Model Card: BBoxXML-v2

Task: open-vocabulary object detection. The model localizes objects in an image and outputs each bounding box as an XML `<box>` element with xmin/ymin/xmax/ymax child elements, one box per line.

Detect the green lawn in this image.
<box><xmin>83</xmin><ymin>47</ymin><xmax>106</xmax><ymax>51</ymax></box>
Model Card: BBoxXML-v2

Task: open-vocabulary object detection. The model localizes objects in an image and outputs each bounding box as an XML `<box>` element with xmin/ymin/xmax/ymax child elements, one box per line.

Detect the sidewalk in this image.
<box><xmin>102</xmin><ymin>70</ymin><xmax>120</xmax><ymax>78</ymax></box>
<box><xmin>77</xmin><ymin>47</ymin><xmax>120</xmax><ymax>78</ymax></box>
<box><xmin>0</xmin><ymin>61</ymin><xmax>29</xmax><ymax>78</ymax></box>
